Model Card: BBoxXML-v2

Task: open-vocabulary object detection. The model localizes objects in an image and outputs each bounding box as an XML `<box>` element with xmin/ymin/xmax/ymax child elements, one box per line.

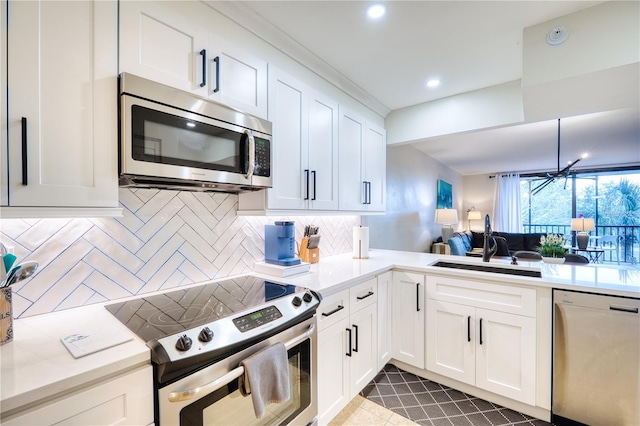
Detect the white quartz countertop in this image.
<box><xmin>258</xmin><ymin>249</ymin><xmax>640</xmax><ymax>298</ymax></box>
<box><xmin>0</xmin><ymin>304</ymin><xmax>150</xmax><ymax>416</ymax></box>
<box><xmin>2</xmin><ymin>249</ymin><xmax>638</xmax><ymax>417</ymax></box>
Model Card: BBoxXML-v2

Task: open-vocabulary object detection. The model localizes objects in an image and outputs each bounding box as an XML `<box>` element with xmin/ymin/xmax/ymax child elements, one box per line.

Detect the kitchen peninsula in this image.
<box><xmin>1</xmin><ymin>249</ymin><xmax>638</xmax><ymax>425</ymax></box>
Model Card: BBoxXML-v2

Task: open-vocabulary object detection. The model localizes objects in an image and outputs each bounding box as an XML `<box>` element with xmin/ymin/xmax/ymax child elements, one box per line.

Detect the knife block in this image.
<box><xmin>1</xmin><ymin>287</ymin><xmax>13</xmax><ymax>345</ymax></box>
<box><xmin>299</xmin><ymin>237</ymin><xmax>320</xmax><ymax>264</ymax></box>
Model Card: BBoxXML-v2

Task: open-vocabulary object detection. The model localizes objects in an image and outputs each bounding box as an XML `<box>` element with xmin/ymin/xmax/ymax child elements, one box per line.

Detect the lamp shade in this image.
<box><xmin>435</xmin><ymin>209</ymin><xmax>458</xmax><ymax>225</ymax></box>
<box><xmin>467</xmin><ymin>211</ymin><xmax>482</xmax><ymax>221</ymax></box>
<box><xmin>571</xmin><ymin>218</ymin><xmax>595</xmax><ymax>232</ymax></box>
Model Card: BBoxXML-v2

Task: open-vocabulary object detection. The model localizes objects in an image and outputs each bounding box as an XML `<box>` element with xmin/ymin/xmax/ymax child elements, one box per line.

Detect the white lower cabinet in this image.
<box><xmin>425</xmin><ymin>275</ymin><xmax>537</xmax><ymax>405</ymax></box>
<box><xmin>318</xmin><ymin>279</ymin><xmax>378</xmax><ymax>425</ymax></box>
<box><xmin>377</xmin><ymin>271</ymin><xmax>393</xmax><ymax>370</ymax></box>
<box><xmin>391</xmin><ymin>271</ymin><xmax>425</xmax><ymax>369</ymax></box>
<box><xmin>3</xmin><ymin>365</ymin><xmax>154</xmax><ymax>426</ymax></box>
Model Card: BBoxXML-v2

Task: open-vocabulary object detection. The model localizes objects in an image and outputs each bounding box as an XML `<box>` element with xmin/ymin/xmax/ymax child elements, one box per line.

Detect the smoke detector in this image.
<box><xmin>547</xmin><ymin>26</ymin><xmax>569</xmax><ymax>46</ymax></box>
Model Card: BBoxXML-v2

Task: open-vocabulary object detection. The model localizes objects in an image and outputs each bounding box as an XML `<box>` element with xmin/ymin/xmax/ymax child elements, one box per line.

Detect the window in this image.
<box><xmin>521</xmin><ymin>170</ymin><xmax>640</xmax><ymax>263</ymax></box>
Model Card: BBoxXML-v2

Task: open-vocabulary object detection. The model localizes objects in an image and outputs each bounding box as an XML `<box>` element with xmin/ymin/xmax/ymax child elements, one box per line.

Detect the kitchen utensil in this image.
<box><xmin>2</xmin><ymin>261</ymin><xmax>38</xmax><ymax>288</ymax></box>
<box><xmin>3</xmin><ymin>253</ymin><xmax>17</xmax><ymax>273</ymax></box>
<box><xmin>307</xmin><ymin>235</ymin><xmax>321</xmax><ymax>249</ymax></box>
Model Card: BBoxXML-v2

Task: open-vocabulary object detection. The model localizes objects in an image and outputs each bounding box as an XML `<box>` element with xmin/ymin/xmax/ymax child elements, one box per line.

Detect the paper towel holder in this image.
<box><xmin>353</xmin><ymin>226</ymin><xmax>370</xmax><ymax>259</ymax></box>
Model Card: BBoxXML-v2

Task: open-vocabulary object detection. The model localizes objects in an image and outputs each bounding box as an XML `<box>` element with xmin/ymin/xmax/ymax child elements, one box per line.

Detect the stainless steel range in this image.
<box><xmin>106</xmin><ymin>275</ymin><xmax>321</xmax><ymax>426</ymax></box>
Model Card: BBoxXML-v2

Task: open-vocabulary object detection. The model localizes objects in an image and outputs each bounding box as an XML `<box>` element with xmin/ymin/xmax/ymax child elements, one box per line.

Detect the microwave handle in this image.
<box><xmin>245</xmin><ymin>131</ymin><xmax>255</xmax><ymax>179</ymax></box>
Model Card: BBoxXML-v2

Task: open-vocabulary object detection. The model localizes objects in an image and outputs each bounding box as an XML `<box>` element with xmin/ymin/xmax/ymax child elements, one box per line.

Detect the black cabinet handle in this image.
<box><xmin>199</xmin><ymin>49</ymin><xmax>207</xmax><ymax>87</ymax></box>
<box><xmin>304</xmin><ymin>169</ymin><xmax>310</xmax><ymax>200</ymax></box>
<box><xmin>416</xmin><ymin>282</ymin><xmax>421</xmax><ymax>312</ymax></box>
<box><xmin>353</xmin><ymin>324</ymin><xmax>359</xmax><ymax>353</ymax></box>
<box><xmin>610</xmin><ymin>305</ymin><xmax>639</xmax><ymax>314</ymax></box>
<box><xmin>356</xmin><ymin>291</ymin><xmax>374</xmax><ymax>301</ymax></box>
<box><xmin>311</xmin><ymin>170</ymin><xmax>317</xmax><ymax>200</ymax></box>
<box><xmin>362</xmin><ymin>181</ymin><xmax>367</xmax><ymax>205</ymax></box>
<box><xmin>367</xmin><ymin>181</ymin><xmax>372</xmax><ymax>204</ymax></box>
<box><xmin>346</xmin><ymin>328</ymin><xmax>352</xmax><ymax>357</ymax></box>
<box><xmin>321</xmin><ymin>305</ymin><xmax>344</xmax><ymax>317</ymax></box>
<box><xmin>479</xmin><ymin>318</ymin><xmax>483</xmax><ymax>345</ymax></box>
<box><xmin>467</xmin><ymin>316</ymin><xmax>471</xmax><ymax>342</ymax></box>
<box><xmin>213</xmin><ymin>56</ymin><xmax>220</xmax><ymax>93</ymax></box>
<box><xmin>21</xmin><ymin>117</ymin><xmax>28</xmax><ymax>185</ymax></box>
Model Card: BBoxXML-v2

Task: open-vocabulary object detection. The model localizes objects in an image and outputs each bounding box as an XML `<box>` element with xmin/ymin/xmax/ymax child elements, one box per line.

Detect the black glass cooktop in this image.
<box><xmin>105</xmin><ymin>275</ymin><xmax>300</xmax><ymax>343</ymax></box>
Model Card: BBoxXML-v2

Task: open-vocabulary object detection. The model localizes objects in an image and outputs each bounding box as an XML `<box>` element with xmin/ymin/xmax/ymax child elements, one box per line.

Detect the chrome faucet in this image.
<box><xmin>482</xmin><ymin>214</ymin><xmax>497</xmax><ymax>262</ymax></box>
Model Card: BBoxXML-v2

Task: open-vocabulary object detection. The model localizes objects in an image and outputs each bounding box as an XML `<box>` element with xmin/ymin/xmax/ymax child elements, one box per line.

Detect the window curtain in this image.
<box><xmin>493</xmin><ymin>173</ymin><xmax>522</xmax><ymax>232</ymax></box>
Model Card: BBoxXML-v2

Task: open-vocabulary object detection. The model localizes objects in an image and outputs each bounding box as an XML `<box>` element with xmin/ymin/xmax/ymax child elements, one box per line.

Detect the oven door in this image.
<box><xmin>158</xmin><ymin>318</ymin><xmax>317</xmax><ymax>426</ymax></box>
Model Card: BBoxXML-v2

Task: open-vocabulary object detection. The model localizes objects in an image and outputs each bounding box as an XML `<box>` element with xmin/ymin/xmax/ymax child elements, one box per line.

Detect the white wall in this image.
<box><xmin>462</xmin><ymin>174</ymin><xmax>496</xmax><ymax>232</ymax></box>
<box><xmin>363</xmin><ymin>145</ymin><xmax>463</xmax><ymax>252</ymax></box>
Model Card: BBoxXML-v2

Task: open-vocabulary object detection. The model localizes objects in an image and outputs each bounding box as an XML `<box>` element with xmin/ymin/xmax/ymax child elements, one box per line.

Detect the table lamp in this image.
<box><xmin>435</xmin><ymin>209</ymin><xmax>458</xmax><ymax>243</ymax></box>
<box><xmin>467</xmin><ymin>208</ymin><xmax>482</xmax><ymax>230</ymax></box>
<box><xmin>571</xmin><ymin>218</ymin><xmax>595</xmax><ymax>250</ymax></box>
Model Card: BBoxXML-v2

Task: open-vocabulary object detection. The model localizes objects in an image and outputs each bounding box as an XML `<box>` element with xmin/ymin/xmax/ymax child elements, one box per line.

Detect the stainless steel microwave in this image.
<box><xmin>119</xmin><ymin>73</ymin><xmax>272</xmax><ymax>193</ymax></box>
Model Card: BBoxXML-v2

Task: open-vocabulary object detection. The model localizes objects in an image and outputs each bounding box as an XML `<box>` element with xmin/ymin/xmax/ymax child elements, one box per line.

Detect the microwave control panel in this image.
<box><xmin>253</xmin><ymin>137</ymin><xmax>271</xmax><ymax>177</ymax></box>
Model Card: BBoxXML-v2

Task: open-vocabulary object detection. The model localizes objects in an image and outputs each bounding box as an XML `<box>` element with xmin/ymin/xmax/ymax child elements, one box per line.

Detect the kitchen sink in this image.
<box><xmin>431</xmin><ymin>261</ymin><xmax>542</xmax><ymax>278</ymax></box>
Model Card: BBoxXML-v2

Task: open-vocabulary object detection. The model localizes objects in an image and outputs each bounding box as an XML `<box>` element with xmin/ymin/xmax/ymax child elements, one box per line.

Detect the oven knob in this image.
<box><xmin>175</xmin><ymin>335</ymin><xmax>192</xmax><ymax>351</ymax></box>
<box><xmin>198</xmin><ymin>327</ymin><xmax>214</xmax><ymax>342</ymax></box>
<box><xmin>292</xmin><ymin>296</ymin><xmax>302</xmax><ymax>307</ymax></box>
<box><xmin>303</xmin><ymin>292</ymin><xmax>313</xmax><ymax>303</ymax></box>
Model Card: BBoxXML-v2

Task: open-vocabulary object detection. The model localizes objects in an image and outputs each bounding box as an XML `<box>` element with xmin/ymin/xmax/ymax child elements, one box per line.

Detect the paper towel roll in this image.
<box><xmin>353</xmin><ymin>226</ymin><xmax>369</xmax><ymax>259</ymax></box>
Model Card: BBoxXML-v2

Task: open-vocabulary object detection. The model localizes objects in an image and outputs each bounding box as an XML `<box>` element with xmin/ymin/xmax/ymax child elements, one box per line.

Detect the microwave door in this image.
<box><xmin>121</xmin><ymin>96</ymin><xmax>254</xmax><ymax>188</ymax></box>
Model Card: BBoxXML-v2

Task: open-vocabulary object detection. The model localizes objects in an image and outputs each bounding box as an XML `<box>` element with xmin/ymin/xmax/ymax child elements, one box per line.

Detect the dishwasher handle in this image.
<box><xmin>610</xmin><ymin>304</ymin><xmax>639</xmax><ymax>314</ymax></box>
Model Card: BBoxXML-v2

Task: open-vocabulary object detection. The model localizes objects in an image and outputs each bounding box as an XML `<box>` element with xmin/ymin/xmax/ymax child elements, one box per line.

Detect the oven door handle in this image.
<box><xmin>168</xmin><ymin>323</ymin><xmax>315</xmax><ymax>403</ymax></box>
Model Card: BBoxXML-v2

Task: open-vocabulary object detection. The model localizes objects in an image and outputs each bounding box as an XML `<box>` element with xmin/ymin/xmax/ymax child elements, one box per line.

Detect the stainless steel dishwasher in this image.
<box><xmin>553</xmin><ymin>289</ymin><xmax>640</xmax><ymax>425</ymax></box>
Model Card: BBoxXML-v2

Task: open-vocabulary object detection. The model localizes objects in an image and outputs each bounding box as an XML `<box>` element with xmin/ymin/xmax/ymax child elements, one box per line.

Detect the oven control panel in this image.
<box><xmin>233</xmin><ymin>305</ymin><xmax>282</xmax><ymax>332</ymax></box>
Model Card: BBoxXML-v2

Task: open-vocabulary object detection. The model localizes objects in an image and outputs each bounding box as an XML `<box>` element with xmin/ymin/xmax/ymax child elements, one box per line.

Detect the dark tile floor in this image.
<box><xmin>360</xmin><ymin>364</ymin><xmax>552</xmax><ymax>426</ymax></box>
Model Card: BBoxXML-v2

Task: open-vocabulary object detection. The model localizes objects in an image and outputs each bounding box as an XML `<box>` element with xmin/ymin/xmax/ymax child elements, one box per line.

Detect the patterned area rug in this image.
<box><xmin>361</xmin><ymin>365</ymin><xmax>551</xmax><ymax>426</ymax></box>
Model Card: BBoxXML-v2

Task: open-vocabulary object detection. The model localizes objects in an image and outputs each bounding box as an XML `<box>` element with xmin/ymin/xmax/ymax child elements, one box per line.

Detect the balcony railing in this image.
<box><xmin>523</xmin><ymin>224</ymin><xmax>639</xmax><ymax>264</ymax></box>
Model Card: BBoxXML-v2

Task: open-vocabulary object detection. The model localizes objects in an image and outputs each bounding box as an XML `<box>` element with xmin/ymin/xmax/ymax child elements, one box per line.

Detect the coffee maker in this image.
<box><xmin>265</xmin><ymin>221</ymin><xmax>301</xmax><ymax>266</ymax></box>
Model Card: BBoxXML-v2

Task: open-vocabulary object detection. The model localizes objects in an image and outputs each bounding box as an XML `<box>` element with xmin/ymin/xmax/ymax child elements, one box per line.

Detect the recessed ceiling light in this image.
<box><xmin>366</xmin><ymin>3</ymin><xmax>386</xmax><ymax>19</ymax></box>
<box><xmin>426</xmin><ymin>79</ymin><xmax>441</xmax><ymax>88</ymax></box>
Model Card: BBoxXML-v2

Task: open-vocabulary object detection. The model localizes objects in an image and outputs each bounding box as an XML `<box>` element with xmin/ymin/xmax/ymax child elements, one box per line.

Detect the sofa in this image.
<box><xmin>446</xmin><ymin>231</ymin><xmax>546</xmax><ymax>257</ymax></box>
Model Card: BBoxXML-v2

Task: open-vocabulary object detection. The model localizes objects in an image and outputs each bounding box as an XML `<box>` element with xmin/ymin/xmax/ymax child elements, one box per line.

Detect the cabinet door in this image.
<box><xmin>119</xmin><ymin>1</ymin><xmax>208</xmax><ymax>95</ymax></box>
<box><xmin>7</xmin><ymin>0</ymin><xmax>118</xmax><ymax>207</ymax></box>
<box><xmin>392</xmin><ymin>272</ymin><xmax>425</xmax><ymax>368</ymax></box>
<box><xmin>377</xmin><ymin>272</ymin><xmax>393</xmax><ymax>370</ymax></box>
<box><xmin>349</xmin><ymin>303</ymin><xmax>378</xmax><ymax>399</ymax></box>
<box><xmin>4</xmin><ymin>366</ymin><xmax>153</xmax><ymax>426</ymax></box>
<box><xmin>363</xmin><ymin>122</ymin><xmax>386</xmax><ymax>212</ymax></box>
<box><xmin>307</xmin><ymin>90</ymin><xmax>339</xmax><ymax>211</ymax></box>
<box><xmin>317</xmin><ymin>318</ymin><xmax>350</xmax><ymax>425</ymax></box>
<box><xmin>426</xmin><ymin>299</ymin><xmax>475</xmax><ymax>385</ymax></box>
<box><xmin>208</xmin><ymin>43</ymin><xmax>267</xmax><ymax>118</ymax></box>
<box><xmin>338</xmin><ymin>106</ymin><xmax>364</xmax><ymax>211</ymax></box>
<box><xmin>265</xmin><ymin>68</ymin><xmax>308</xmax><ymax>210</ymax></box>
<box><xmin>475</xmin><ymin>308</ymin><xmax>536</xmax><ymax>405</ymax></box>
<box><xmin>1</xmin><ymin>0</ymin><xmax>7</xmax><ymax>206</ymax></box>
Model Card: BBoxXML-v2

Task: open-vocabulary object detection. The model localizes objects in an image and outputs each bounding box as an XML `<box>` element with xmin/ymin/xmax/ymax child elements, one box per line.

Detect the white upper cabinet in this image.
<box><xmin>207</xmin><ymin>44</ymin><xmax>268</xmax><ymax>118</ymax></box>
<box><xmin>238</xmin><ymin>66</ymin><xmax>339</xmax><ymax>213</ymax></box>
<box><xmin>338</xmin><ymin>107</ymin><xmax>386</xmax><ymax>213</ymax></box>
<box><xmin>4</xmin><ymin>0</ymin><xmax>119</xmax><ymax>211</ymax></box>
<box><xmin>119</xmin><ymin>1</ymin><xmax>267</xmax><ymax>118</ymax></box>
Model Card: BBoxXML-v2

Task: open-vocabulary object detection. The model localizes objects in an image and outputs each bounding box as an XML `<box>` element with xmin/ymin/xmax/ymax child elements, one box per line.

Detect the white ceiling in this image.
<box><xmin>212</xmin><ymin>1</ymin><xmax>639</xmax><ymax>175</ymax></box>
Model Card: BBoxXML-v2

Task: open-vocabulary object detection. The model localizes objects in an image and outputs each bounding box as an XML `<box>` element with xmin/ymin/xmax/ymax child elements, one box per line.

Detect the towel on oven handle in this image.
<box><xmin>239</xmin><ymin>342</ymin><xmax>291</xmax><ymax>418</ymax></box>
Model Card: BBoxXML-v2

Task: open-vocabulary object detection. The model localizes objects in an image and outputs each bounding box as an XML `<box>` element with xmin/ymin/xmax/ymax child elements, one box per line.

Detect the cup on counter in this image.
<box><xmin>1</xmin><ymin>287</ymin><xmax>12</xmax><ymax>345</ymax></box>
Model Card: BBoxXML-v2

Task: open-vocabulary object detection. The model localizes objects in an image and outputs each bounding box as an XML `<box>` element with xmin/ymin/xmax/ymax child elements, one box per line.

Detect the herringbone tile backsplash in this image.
<box><xmin>1</xmin><ymin>189</ymin><xmax>359</xmax><ymax>319</ymax></box>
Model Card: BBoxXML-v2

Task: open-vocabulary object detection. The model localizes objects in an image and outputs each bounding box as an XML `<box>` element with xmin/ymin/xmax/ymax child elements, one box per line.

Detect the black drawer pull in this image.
<box><xmin>213</xmin><ymin>56</ymin><xmax>220</xmax><ymax>93</ymax></box>
<box><xmin>21</xmin><ymin>117</ymin><xmax>28</xmax><ymax>185</ymax></box>
<box><xmin>199</xmin><ymin>49</ymin><xmax>207</xmax><ymax>87</ymax></box>
<box><xmin>353</xmin><ymin>324</ymin><xmax>359</xmax><ymax>352</ymax></box>
<box><xmin>479</xmin><ymin>318</ymin><xmax>483</xmax><ymax>345</ymax></box>
<box><xmin>416</xmin><ymin>282</ymin><xmax>421</xmax><ymax>312</ymax></box>
<box><xmin>356</xmin><ymin>291</ymin><xmax>374</xmax><ymax>300</ymax></box>
<box><xmin>321</xmin><ymin>305</ymin><xmax>344</xmax><ymax>317</ymax></box>
<box><xmin>346</xmin><ymin>328</ymin><xmax>352</xmax><ymax>357</ymax></box>
<box><xmin>467</xmin><ymin>316</ymin><xmax>471</xmax><ymax>342</ymax></box>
